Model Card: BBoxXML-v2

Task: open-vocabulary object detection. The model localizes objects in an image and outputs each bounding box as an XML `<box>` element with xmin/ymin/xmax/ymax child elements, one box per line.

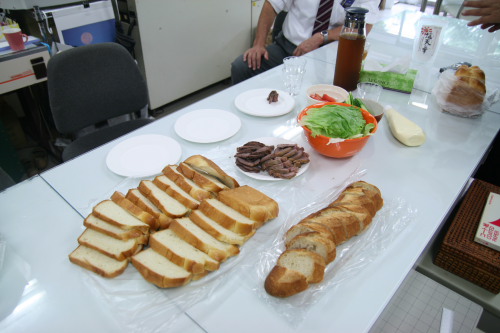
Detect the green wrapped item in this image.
<box><xmin>359</xmin><ymin>68</ymin><xmax>418</xmax><ymax>94</ymax></box>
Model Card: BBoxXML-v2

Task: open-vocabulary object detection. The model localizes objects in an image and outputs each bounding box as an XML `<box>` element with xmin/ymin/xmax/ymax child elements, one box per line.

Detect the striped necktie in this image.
<box><xmin>312</xmin><ymin>0</ymin><xmax>335</xmax><ymax>35</ymax></box>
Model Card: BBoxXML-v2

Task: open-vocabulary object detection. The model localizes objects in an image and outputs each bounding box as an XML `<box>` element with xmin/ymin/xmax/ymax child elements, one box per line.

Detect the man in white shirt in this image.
<box><xmin>231</xmin><ymin>0</ymin><xmax>380</xmax><ymax>84</ymax></box>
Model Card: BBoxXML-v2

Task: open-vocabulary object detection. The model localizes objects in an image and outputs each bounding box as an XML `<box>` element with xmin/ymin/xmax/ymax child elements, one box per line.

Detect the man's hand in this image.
<box><xmin>293</xmin><ymin>33</ymin><xmax>323</xmax><ymax>56</ymax></box>
<box><xmin>243</xmin><ymin>46</ymin><xmax>269</xmax><ymax>70</ymax></box>
<box><xmin>462</xmin><ymin>0</ymin><xmax>500</xmax><ymax>32</ymax></box>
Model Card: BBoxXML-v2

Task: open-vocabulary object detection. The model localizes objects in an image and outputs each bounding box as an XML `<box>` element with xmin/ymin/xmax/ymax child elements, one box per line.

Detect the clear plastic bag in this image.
<box><xmin>432</xmin><ymin>69</ymin><xmax>499</xmax><ymax>118</ymax></box>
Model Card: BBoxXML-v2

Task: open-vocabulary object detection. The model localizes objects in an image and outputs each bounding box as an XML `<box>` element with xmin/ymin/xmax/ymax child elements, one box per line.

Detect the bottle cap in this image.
<box><xmin>344</xmin><ymin>7</ymin><xmax>368</xmax><ymax>27</ymax></box>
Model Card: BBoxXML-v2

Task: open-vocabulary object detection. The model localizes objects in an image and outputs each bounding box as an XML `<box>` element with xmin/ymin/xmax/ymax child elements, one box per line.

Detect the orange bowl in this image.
<box><xmin>298</xmin><ymin>102</ymin><xmax>378</xmax><ymax>158</ymax></box>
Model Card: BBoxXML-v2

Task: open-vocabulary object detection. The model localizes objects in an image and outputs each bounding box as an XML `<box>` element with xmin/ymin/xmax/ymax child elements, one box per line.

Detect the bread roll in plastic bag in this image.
<box><xmin>432</xmin><ymin>66</ymin><xmax>498</xmax><ymax>118</ymax></box>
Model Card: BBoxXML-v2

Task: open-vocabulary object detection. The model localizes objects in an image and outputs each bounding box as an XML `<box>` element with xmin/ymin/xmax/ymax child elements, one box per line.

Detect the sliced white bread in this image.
<box><xmin>277</xmin><ymin>249</ymin><xmax>326</xmax><ymax>284</ymax></box>
<box><xmin>126</xmin><ymin>188</ymin><xmax>173</xmax><ymax>230</ymax></box>
<box><xmin>264</xmin><ymin>265</ymin><xmax>308</xmax><ymax>298</ymax></box>
<box><xmin>184</xmin><ymin>155</ymin><xmax>240</xmax><ymax>189</ymax></box>
<box><xmin>162</xmin><ymin>165</ymin><xmax>213</xmax><ymax>201</ymax></box>
<box><xmin>69</xmin><ymin>245</ymin><xmax>128</xmax><ymax>278</ymax></box>
<box><xmin>284</xmin><ymin>221</ymin><xmax>335</xmax><ymax>246</ymax></box>
<box><xmin>301</xmin><ymin>209</ymin><xmax>353</xmax><ymax>245</ymax></box>
<box><xmin>92</xmin><ymin>200</ymin><xmax>150</xmax><ymax>233</ymax></box>
<box><xmin>150</xmin><ymin>229</ymin><xmax>220</xmax><ymax>274</ymax></box>
<box><xmin>153</xmin><ymin>175</ymin><xmax>200</xmax><ymax>210</ymax></box>
<box><xmin>84</xmin><ymin>214</ymin><xmax>148</xmax><ymax>243</ymax></box>
<box><xmin>177</xmin><ymin>162</ymin><xmax>228</xmax><ymax>192</ymax></box>
<box><xmin>111</xmin><ymin>191</ymin><xmax>158</xmax><ymax>230</ymax></box>
<box><xmin>218</xmin><ymin>185</ymin><xmax>279</xmax><ymax>225</ymax></box>
<box><xmin>169</xmin><ymin>218</ymin><xmax>239</xmax><ymax>262</ymax></box>
<box><xmin>286</xmin><ymin>231</ymin><xmax>337</xmax><ymax>264</ymax></box>
<box><xmin>198</xmin><ymin>198</ymin><xmax>258</xmax><ymax>236</ymax></box>
<box><xmin>189</xmin><ymin>209</ymin><xmax>255</xmax><ymax>246</ymax></box>
<box><xmin>77</xmin><ymin>228</ymin><xmax>143</xmax><ymax>261</ymax></box>
<box><xmin>131</xmin><ymin>248</ymin><xmax>192</xmax><ymax>288</ymax></box>
<box><xmin>138</xmin><ymin>180</ymin><xmax>189</xmax><ymax>218</ymax></box>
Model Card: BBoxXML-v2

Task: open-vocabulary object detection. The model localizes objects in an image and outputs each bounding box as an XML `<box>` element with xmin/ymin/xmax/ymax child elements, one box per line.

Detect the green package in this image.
<box><xmin>359</xmin><ymin>68</ymin><xmax>418</xmax><ymax>94</ymax></box>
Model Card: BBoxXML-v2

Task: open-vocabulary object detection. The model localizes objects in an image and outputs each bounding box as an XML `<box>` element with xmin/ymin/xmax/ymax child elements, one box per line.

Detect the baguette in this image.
<box><xmin>286</xmin><ymin>231</ymin><xmax>336</xmax><ymax>264</ymax></box>
<box><xmin>149</xmin><ymin>228</ymin><xmax>220</xmax><ymax>274</ymax></box>
<box><xmin>184</xmin><ymin>155</ymin><xmax>240</xmax><ymax>189</ymax></box>
<box><xmin>126</xmin><ymin>189</ymin><xmax>173</xmax><ymax>230</ymax></box>
<box><xmin>131</xmin><ymin>248</ymin><xmax>192</xmax><ymax>288</ymax></box>
<box><xmin>111</xmin><ymin>191</ymin><xmax>158</xmax><ymax>230</ymax></box>
<box><xmin>138</xmin><ymin>180</ymin><xmax>189</xmax><ymax>218</ymax></box>
<box><xmin>446</xmin><ymin>65</ymin><xmax>486</xmax><ymax>107</ymax></box>
<box><xmin>92</xmin><ymin>200</ymin><xmax>150</xmax><ymax>233</ymax></box>
<box><xmin>169</xmin><ymin>218</ymin><xmax>239</xmax><ymax>262</ymax></box>
<box><xmin>69</xmin><ymin>245</ymin><xmax>128</xmax><ymax>278</ymax></box>
<box><xmin>177</xmin><ymin>162</ymin><xmax>228</xmax><ymax>192</ymax></box>
<box><xmin>84</xmin><ymin>214</ymin><xmax>148</xmax><ymax>242</ymax></box>
<box><xmin>153</xmin><ymin>175</ymin><xmax>200</xmax><ymax>210</ymax></box>
<box><xmin>162</xmin><ymin>165</ymin><xmax>214</xmax><ymax>201</ymax></box>
<box><xmin>77</xmin><ymin>228</ymin><xmax>143</xmax><ymax>261</ymax></box>
<box><xmin>217</xmin><ymin>185</ymin><xmax>279</xmax><ymax>225</ymax></box>
<box><xmin>266</xmin><ymin>181</ymin><xmax>383</xmax><ymax>297</ymax></box>
<box><xmin>189</xmin><ymin>209</ymin><xmax>255</xmax><ymax>246</ymax></box>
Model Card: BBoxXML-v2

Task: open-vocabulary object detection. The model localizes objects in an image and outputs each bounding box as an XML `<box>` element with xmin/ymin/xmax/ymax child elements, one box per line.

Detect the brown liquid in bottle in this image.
<box><xmin>333</xmin><ymin>33</ymin><xmax>366</xmax><ymax>91</ymax></box>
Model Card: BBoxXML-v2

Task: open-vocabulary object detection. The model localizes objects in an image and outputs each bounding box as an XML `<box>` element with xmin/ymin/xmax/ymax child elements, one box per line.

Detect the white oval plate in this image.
<box><xmin>234</xmin><ymin>88</ymin><xmax>295</xmax><ymax>117</ymax></box>
<box><xmin>174</xmin><ymin>109</ymin><xmax>241</xmax><ymax>143</ymax></box>
<box><xmin>106</xmin><ymin>134</ymin><xmax>182</xmax><ymax>177</ymax></box>
<box><xmin>235</xmin><ymin>137</ymin><xmax>311</xmax><ymax>181</ymax></box>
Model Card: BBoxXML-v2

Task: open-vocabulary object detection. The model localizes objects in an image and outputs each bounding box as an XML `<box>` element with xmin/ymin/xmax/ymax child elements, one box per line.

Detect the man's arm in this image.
<box><xmin>244</xmin><ymin>1</ymin><xmax>278</xmax><ymax>70</ymax></box>
<box><xmin>293</xmin><ymin>23</ymin><xmax>373</xmax><ymax>56</ymax></box>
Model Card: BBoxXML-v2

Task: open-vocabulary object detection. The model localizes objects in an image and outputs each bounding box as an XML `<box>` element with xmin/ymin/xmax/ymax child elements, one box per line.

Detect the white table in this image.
<box><xmin>0</xmin><ymin>176</ymin><xmax>203</xmax><ymax>333</ymax></box>
<box><xmin>4</xmin><ymin>11</ymin><xmax>500</xmax><ymax>333</ymax></box>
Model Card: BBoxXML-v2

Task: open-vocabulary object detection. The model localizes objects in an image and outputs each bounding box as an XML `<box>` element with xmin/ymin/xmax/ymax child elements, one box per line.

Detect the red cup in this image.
<box><xmin>3</xmin><ymin>28</ymin><xmax>29</xmax><ymax>51</ymax></box>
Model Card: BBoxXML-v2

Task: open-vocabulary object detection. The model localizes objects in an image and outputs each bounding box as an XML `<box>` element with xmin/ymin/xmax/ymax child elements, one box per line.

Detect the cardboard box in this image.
<box><xmin>474</xmin><ymin>192</ymin><xmax>500</xmax><ymax>251</ymax></box>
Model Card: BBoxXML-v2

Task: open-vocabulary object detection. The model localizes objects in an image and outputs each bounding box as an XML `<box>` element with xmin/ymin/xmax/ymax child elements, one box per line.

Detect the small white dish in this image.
<box><xmin>174</xmin><ymin>109</ymin><xmax>241</xmax><ymax>143</ymax></box>
<box><xmin>234</xmin><ymin>88</ymin><xmax>295</xmax><ymax>117</ymax></box>
<box><xmin>234</xmin><ymin>137</ymin><xmax>311</xmax><ymax>181</ymax></box>
<box><xmin>106</xmin><ymin>134</ymin><xmax>182</xmax><ymax>177</ymax></box>
<box><xmin>306</xmin><ymin>84</ymin><xmax>349</xmax><ymax>106</ymax></box>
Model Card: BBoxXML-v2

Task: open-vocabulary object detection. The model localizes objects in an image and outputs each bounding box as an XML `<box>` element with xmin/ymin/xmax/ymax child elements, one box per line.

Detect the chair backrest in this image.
<box><xmin>47</xmin><ymin>42</ymin><xmax>148</xmax><ymax>134</ymax></box>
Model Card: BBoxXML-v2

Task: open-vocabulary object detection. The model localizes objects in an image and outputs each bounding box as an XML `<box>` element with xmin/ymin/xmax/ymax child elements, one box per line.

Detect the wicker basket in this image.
<box><xmin>434</xmin><ymin>179</ymin><xmax>500</xmax><ymax>294</ymax></box>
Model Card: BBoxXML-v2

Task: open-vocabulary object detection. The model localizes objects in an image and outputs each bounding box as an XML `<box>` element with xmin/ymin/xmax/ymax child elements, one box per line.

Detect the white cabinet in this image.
<box><xmin>131</xmin><ymin>0</ymin><xmax>251</xmax><ymax>109</ymax></box>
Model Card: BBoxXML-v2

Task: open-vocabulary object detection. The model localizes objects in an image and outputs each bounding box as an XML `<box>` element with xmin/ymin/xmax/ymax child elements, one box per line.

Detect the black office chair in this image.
<box><xmin>47</xmin><ymin>42</ymin><xmax>154</xmax><ymax>161</ymax></box>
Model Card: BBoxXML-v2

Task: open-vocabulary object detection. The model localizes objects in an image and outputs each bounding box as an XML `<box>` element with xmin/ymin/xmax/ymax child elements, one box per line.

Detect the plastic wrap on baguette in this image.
<box><xmin>265</xmin><ymin>181</ymin><xmax>383</xmax><ymax>298</ymax></box>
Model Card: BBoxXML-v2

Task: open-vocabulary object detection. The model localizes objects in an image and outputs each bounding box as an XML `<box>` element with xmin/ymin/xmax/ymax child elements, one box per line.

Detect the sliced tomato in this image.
<box><xmin>322</xmin><ymin>94</ymin><xmax>337</xmax><ymax>102</ymax></box>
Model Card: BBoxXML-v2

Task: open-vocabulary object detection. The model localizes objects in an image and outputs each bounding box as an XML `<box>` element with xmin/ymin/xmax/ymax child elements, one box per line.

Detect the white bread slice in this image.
<box><xmin>69</xmin><ymin>245</ymin><xmax>128</xmax><ymax>278</ymax></box>
<box><xmin>153</xmin><ymin>175</ymin><xmax>200</xmax><ymax>210</ymax></box>
<box><xmin>264</xmin><ymin>265</ymin><xmax>308</xmax><ymax>298</ymax></box>
<box><xmin>169</xmin><ymin>218</ymin><xmax>239</xmax><ymax>262</ymax></box>
<box><xmin>198</xmin><ymin>199</ymin><xmax>258</xmax><ymax>236</ymax></box>
<box><xmin>131</xmin><ymin>248</ymin><xmax>192</xmax><ymax>288</ymax></box>
<box><xmin>177</xmin><ymin>162</ymin><xmax>228</xmax><ymax>192</ymax></box>
<box><xmin>286</xmin><ymin>231</ymin><xmax>337</xmax><ymax>264</ymax></box>
<box><xmin>218</xmin><ymin>185</ymin><xmax>279</xmax><ymax>225</ymax></box>
<box><xmin>92</xmin><ymin>200</ymin><xmax>150</xmax><ymax>233</ymax></box>
<box><xmin>111</xmin><ymin>191</ymin><xmax>158</xmax><ymax>230</ymax></box>
<box><xmin>138</xmin><ymin>180</ymin><xmax>189</xmax><ymax>218</ymax></box>
<box><xmin>284</xmin><ymin>221</ymin><xmax>335</xmax><ymax>246</ymax></box>
<box><xmin>77</xmin><ymin>228</ymin><xmax>143</xmax><ymax>261</ymax></box>
<box><xmin>277</xmin><ymin>249</ymin><xmax>326</xmax><ymax>284</ymax></box>
<box><xmin>184</xmin><ymin>155</ymin><xmax>240</xmax><ymax>189</ymax></box>
<box><xmin>126</xmin><ymin>189</ymin><xmax>173</xmax><ymax>230</ymax></box>
<box><xmin>84</xmin><ymin>214</ymin><xmax>148</xmax><ymax>243</ymax></box>
<box><xmin>189</xmin><ymin>210</ymin><xmax>255</xmax><ymax>246</ymax></box>
<box><xmin>162</xmin><ymin>165</ymin><xmax>214</xmax><ymax>201</ymax></box>
<box><xmin>149</xmin><ymin>229</ymin><xmax>220</xmax><ymax>274</ymax></box>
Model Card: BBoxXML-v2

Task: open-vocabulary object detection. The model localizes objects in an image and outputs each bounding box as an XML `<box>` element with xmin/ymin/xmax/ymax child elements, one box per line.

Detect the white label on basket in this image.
<box><xmin>474</xmin><ymin>192</ymin><xmax>500</xmax><ymax>252</ymax></box>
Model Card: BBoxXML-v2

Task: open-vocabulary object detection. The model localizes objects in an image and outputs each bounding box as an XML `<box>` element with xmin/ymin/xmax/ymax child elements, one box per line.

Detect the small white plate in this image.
<box><xmin>235</xmin><ymin>137</ymin><xmax>311</xmax><ymax>181</ymax></box>
<box><xmin>106</xmin><ymin>134</ymin><xmax>182</xmax><ymax>177</ymax></box>
<box><xmin>174</xmin><ymin>109</ymin><xmax>241</xmax><ymax>143</ymax></box>
<box><xmin>234</xmin><ymin>88</ymin><xmax>296</xmax><ymax>117</ymax></box>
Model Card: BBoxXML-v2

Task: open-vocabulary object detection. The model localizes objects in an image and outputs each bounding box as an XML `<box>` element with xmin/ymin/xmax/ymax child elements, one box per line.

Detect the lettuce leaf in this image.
<box><xmin>300</xmin><ymin>104</ymin><xmax>374</xmax><ymax>139</ymax></box>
